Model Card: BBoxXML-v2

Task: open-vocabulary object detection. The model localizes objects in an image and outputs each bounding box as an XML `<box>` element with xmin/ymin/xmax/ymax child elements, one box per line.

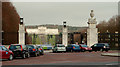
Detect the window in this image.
<box><xmin>97</xmin><ymin>44</ymin><xmax>104</xmax><ymax>47</ymax></box>
<box><xmin>9</xmin><ymin>45</ymin><xmax>21</xmax><ymax>50</ymax></box>
<box><xmin>81</xmin><ymin>45</ymin><xmax>88</xmax><ymax>47</ymax></box>
<box><xmin>0</xmin><ymin>46</ymin><xmax>2</xmax><ymax>50</ymax></box>
<box><xmin>26</xmin><ymin>45</ymin><xmax>34</xmax><ymax>49</ymax></box>
<box><xmin>2</xmin><ymin>46</ymin><xmax>8</xmax><ymax>51</ymax></box>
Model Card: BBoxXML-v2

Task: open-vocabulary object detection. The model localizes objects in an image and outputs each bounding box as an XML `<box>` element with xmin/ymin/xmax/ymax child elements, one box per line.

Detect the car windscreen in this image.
<box><xmin>26</xmin><ymin>45</ymin><xmax>34</xmax><ymax>49</ymax></box>
<box><xmin>0</xmin><ymin>46</ymin><xmax>2</xmax><ymax>50</ymax></box>
<box><xmin>37</xmin><ymin>46</ymin><xmax>42</xmax><ymax>48</ymax></box>
<box><xmin>105</xmin><ymin>44</ymin><xmax>109</xmax><ymax>46</ymax></box>
<box><xmin>73</xmin><ymin>45</ymin><xmax>80</xmax><ymax>48</ymax></box>
<box><xmin>9</xmin><ymin>45</ymin><xmax>21</xmax><ymax>50</ymax></box>
<box><xmin>81</xmin><ymin>45</ymin><xmax>88</xmax><ymax>47</ymax></box>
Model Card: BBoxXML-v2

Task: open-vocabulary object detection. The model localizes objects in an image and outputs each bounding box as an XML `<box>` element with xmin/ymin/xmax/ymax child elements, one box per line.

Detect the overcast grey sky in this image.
<box><xmin>12</xmin><ymin>2</ymin><xmax>118</xmax><ymax>27</ymax></box>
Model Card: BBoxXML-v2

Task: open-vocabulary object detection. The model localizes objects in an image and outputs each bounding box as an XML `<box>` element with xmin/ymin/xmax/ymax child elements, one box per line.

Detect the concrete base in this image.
<box><xmin>87</xmin><ymin>27</ymin><xmax>98</xmax><ymax>47</ymax></box>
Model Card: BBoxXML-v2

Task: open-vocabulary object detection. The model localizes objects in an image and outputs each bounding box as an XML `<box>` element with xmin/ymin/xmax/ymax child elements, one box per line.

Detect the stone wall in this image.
<box><xmin>0</xmin><ymin>1</ymin><xmax>2</xmax><ymax>44</ymax></box>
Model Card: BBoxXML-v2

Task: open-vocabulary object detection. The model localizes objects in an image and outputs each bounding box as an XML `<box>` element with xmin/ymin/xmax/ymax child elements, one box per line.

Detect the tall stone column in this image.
<box><xmin>19</xmin><ymin>18</ymin><xmax>25</xmax><ymax>45</ymax></box>
<box><xmin>87</xmin><ymin>10</ymin><xmax>98</xmax><ymax>47</ymax></box>
<box><xmin>62</xmin><ymin>21</ymin><xmax>68</xmax><ymax>46</ymax></box>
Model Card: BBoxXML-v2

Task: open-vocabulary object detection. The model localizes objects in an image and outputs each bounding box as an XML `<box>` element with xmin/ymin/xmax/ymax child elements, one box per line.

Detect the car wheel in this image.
<box><xmin>41</xmin><ymin>52</ymin><xmax>44</xmax><ymax>55</ymax></box>
<box><xmin>106</xmin><ymin>50</ymin><xmax>108</xmax><ymax>52</ymax></box>
<box><xmin>27</xmin><ymin>53</ymin><xmax>30</xmax><ymax>58</ymax></box>
<box><xmin>35</xmin><ymin>52</ymin><xmax>37</xmax><ymax>57</ymax></box>
<box><xmin>100</xmin><ymin>49</ymin><xmax>103</xmax><ymax>52</ymax></box>
<box><xmin>95</xmin><ymin>50</ymin><xmax>97</xmax><ymax>52</ymax></box>
<box><xmin>38</xmin><ymin>52</ymin><xmax>40</xmax><ymax>56</ymax></box>
<box><xmin>53</xmin><ymin>51</ymin><xmax>55</xmax><ymax>53</ymax></box>
<box><xmin>9</xmin><ymin>54</ymin><xmax>13</xmax><ymax>61</ymax></box>
<box><xmin>89</xmin><ymin>50</ymin><xmax>92</xmax><ymax>52</ymax></box>
<box><xmin>82</xmin><ymin>49</ymin><xmax>85</xmax><ymax>52</ymax></box>
<box><xmin>22</xmin><ymin>54</ymin><xmax>26</xmax><ymax>59</ymax></box>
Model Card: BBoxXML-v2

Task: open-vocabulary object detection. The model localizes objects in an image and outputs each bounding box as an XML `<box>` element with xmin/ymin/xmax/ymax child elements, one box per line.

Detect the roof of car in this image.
<box><xmin>36</xmin><ymin>45</ymin><xmax>42</xmax><ymax>46</ymax></box>
<box><xmin>27</xmin><ymin>44</ymin><xmax>36</xmax><ymax>46</ymax></box>
<box><xmin>11</xmin><ymin>44</ymin><xmax>24</xmax><ymax>45</ymax></box>
<box><xmin>70</xmin><ymin>44</ymin><xmax>78</xmax><ymax>45</ymax></box>
<box><xmin>80</xmin><ymin>44</ymin><xmax>87</xmax><ymax>45</ymax></box>
<box><xmin>96</xmin><ymin>43</ymin><xmax>109</xmax><ymax>44</ymax></box>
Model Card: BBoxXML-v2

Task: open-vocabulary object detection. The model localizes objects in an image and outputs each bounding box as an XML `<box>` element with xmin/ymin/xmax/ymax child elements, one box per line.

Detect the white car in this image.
<box><xmin>53</xmin><ymin>44</ymin><xmax>66</xmax><ymax>53</ymax></box>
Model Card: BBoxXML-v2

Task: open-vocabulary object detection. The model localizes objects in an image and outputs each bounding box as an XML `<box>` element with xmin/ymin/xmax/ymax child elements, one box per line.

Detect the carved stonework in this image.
<box><xmin>87</xmin><ymin>10</ymin><xmax>98</xmax><ymax>47</ymax></box>
<box><xmin>88</xmin><ymin>10</ymin><xmax>97</xmax><ymax>24</ymax></box>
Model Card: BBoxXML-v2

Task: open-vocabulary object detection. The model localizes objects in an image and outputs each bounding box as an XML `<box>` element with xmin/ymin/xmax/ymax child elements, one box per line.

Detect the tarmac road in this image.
<box><xmin>1</xmin><ymin>50</ymin><xmax>119</xmax><ymax>65</ymax></box>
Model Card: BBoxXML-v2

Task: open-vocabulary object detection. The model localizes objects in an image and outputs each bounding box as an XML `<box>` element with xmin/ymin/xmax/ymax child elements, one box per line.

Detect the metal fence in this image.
<box><xmin>98</xmin><ymin>32</ymin><xmax>120</xmax><ymax>50</ymax></box>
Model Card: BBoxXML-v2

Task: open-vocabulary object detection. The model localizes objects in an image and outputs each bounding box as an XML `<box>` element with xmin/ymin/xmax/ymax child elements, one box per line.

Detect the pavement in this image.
<box><xmin>101</xmin><ymin>53</ymin><xmax>120</xmax><ymax>57</ymax></box>
<box><xmin>45</xmin><ymin>50</ymin><xmax>120</xmax><ymax>57</ymax></box>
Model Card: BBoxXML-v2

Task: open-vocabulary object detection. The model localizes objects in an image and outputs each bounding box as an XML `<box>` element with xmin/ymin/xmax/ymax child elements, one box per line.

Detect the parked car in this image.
<box><xmin>26</xmin><ymin>45</ymin><xmax>40</xmax><ymax>56</ymax></box>
<box><xmin>79</xmin><ymin>44</ymin><xmax>92</xmax><ymax>52</ymax></box>
<box><xmin>9</xmin><ymin>44</ymin><xmax>30</xmax><ymax>59</ymax></box>
<box><xmin>0</xmin><ymin>45</ymin><xmax>14</xmax><ymax>60</ymax></box>
<box><xmin>91</xmin><ymin>43</ymin><xmax>110</xmax><ymax>52</ymax></box>
<box><xmin>42</xmin><ymin>44</ymin><xmax>53</xmax><ymax>50</ymax></box>
<box><xmin>36</xmin><ymin>45</ymin><xmax>44</xmax><ymax>55</ymax></box>
<box><xmin>66</xmin><ymin>44</ymin><xmax>81</xmax><ymax>52</ymax></box>
<box><xmin>52</xmin><ymin>44</ymin><xmax>66</xmax><ymax>53</ymax></box>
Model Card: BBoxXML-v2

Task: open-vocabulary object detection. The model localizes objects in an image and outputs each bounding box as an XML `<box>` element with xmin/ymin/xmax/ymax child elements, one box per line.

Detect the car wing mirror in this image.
<box><xmin>6</xmin><ymin>49</ymin><xmax>9</xmax><ymax>52</ymax></box>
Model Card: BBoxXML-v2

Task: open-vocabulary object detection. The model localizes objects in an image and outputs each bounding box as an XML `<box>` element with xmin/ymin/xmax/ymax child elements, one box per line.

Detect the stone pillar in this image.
<box><xmin>87</xmin><ymin>10</ymin><xmax>98</xmax><ymax>47</ymax></box>
<box><xmin>19</xmin><ymin>18</ymin><xmax>25</xmax><ymax>45</ymax></box>
<box><xmin>62</xmin><ymin>21</ymin><xmax>68</xmax><ymax>46</ymax></box>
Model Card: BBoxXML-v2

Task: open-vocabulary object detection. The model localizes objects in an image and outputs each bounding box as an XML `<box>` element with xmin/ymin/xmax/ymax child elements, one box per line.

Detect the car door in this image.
<box><xmin>0</xmin><ymin>46</ymin><xmax>2</xmax><ymax>59</ymax></box>
<box><xmin>67</xmin><ymin>45</ymin><xmax>72</xmax><ymax>50</ymax></box>
<box><xmin>92</xmin><ymin>44</ymin><xmax>97</xmax><ymax>50</ymax></box>
<box><xmin>2</xmin><ymin>46</ymin><xmax>10</xmax><ymax>59</ymax></box>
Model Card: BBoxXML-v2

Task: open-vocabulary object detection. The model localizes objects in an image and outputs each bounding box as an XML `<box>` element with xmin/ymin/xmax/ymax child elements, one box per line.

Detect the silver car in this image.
<box><xmin>53</xmin><ymin>44</ymin><xmax>66</xmax><ymax>53</ymax></box>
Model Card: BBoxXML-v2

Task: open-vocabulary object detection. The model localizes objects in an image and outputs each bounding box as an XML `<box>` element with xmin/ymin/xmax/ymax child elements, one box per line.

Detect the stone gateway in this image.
<box><xmin>87</xmin><ymin>10</ymin><xmax>98</xmax><ymax>47</ymax></box>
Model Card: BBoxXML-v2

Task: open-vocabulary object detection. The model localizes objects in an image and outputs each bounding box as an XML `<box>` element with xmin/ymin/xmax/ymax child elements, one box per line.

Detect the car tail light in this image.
<box><xmin>39</xmin><ymin>48</ymin><xmax>42</xmax><ymax>50</ymax></box>
<box><xmin>80</xmin><ymin>47</ymin><xmax>81</xmax><ymax>49</ymax></box>
<box><xmin>8</xmin><ymin>45</ymin><xmax>10</xmax><ymax>49</ymax></box>
<box><xmin>73</xmin><ymin>47</ymin><xmax>75</xmax><ymax>48</ymax></box>
<box><xmin>33</xmin><ymin>49</ymin><xmax>36</xmax><ymax>51</ymax></box>
<box><xmin>21</xmin><ymin>45</ymin><xmax>23</xmax><ymax>51</ymax></box>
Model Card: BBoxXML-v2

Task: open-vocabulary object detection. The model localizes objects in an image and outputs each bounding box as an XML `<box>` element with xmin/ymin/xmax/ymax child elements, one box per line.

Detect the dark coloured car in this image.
<box><xmin>0</xmin><ymin>45</ymin><xmax>14</xmax><ymax>60</ymax></box>
<box><xmin>37</xmin><ymin>45</ymin><xmax>44</xmax><ymax>55</ymax></box>
<box><xmin>66</xmin><ymin>44</ymin><xmax>81</xmax><ymax>52</ymax></box>
<box><xmin>91</xmin><ymin>43</ymin><xmax>110</xmax><ymax>52</ymax></box>
<box><xmin>26</xmin><ymin>45</ymin><xmax>40</xmax><ymax>56</ymax></box>
<box><xmin>9</xmin><ymin>44</ymin><xmax>30</xmax><ymax>59</ymax></box>
<box><xmin>79</xmin><ymin>44</ymin><xmax>92</xmax><ymax>52</ymax></box>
